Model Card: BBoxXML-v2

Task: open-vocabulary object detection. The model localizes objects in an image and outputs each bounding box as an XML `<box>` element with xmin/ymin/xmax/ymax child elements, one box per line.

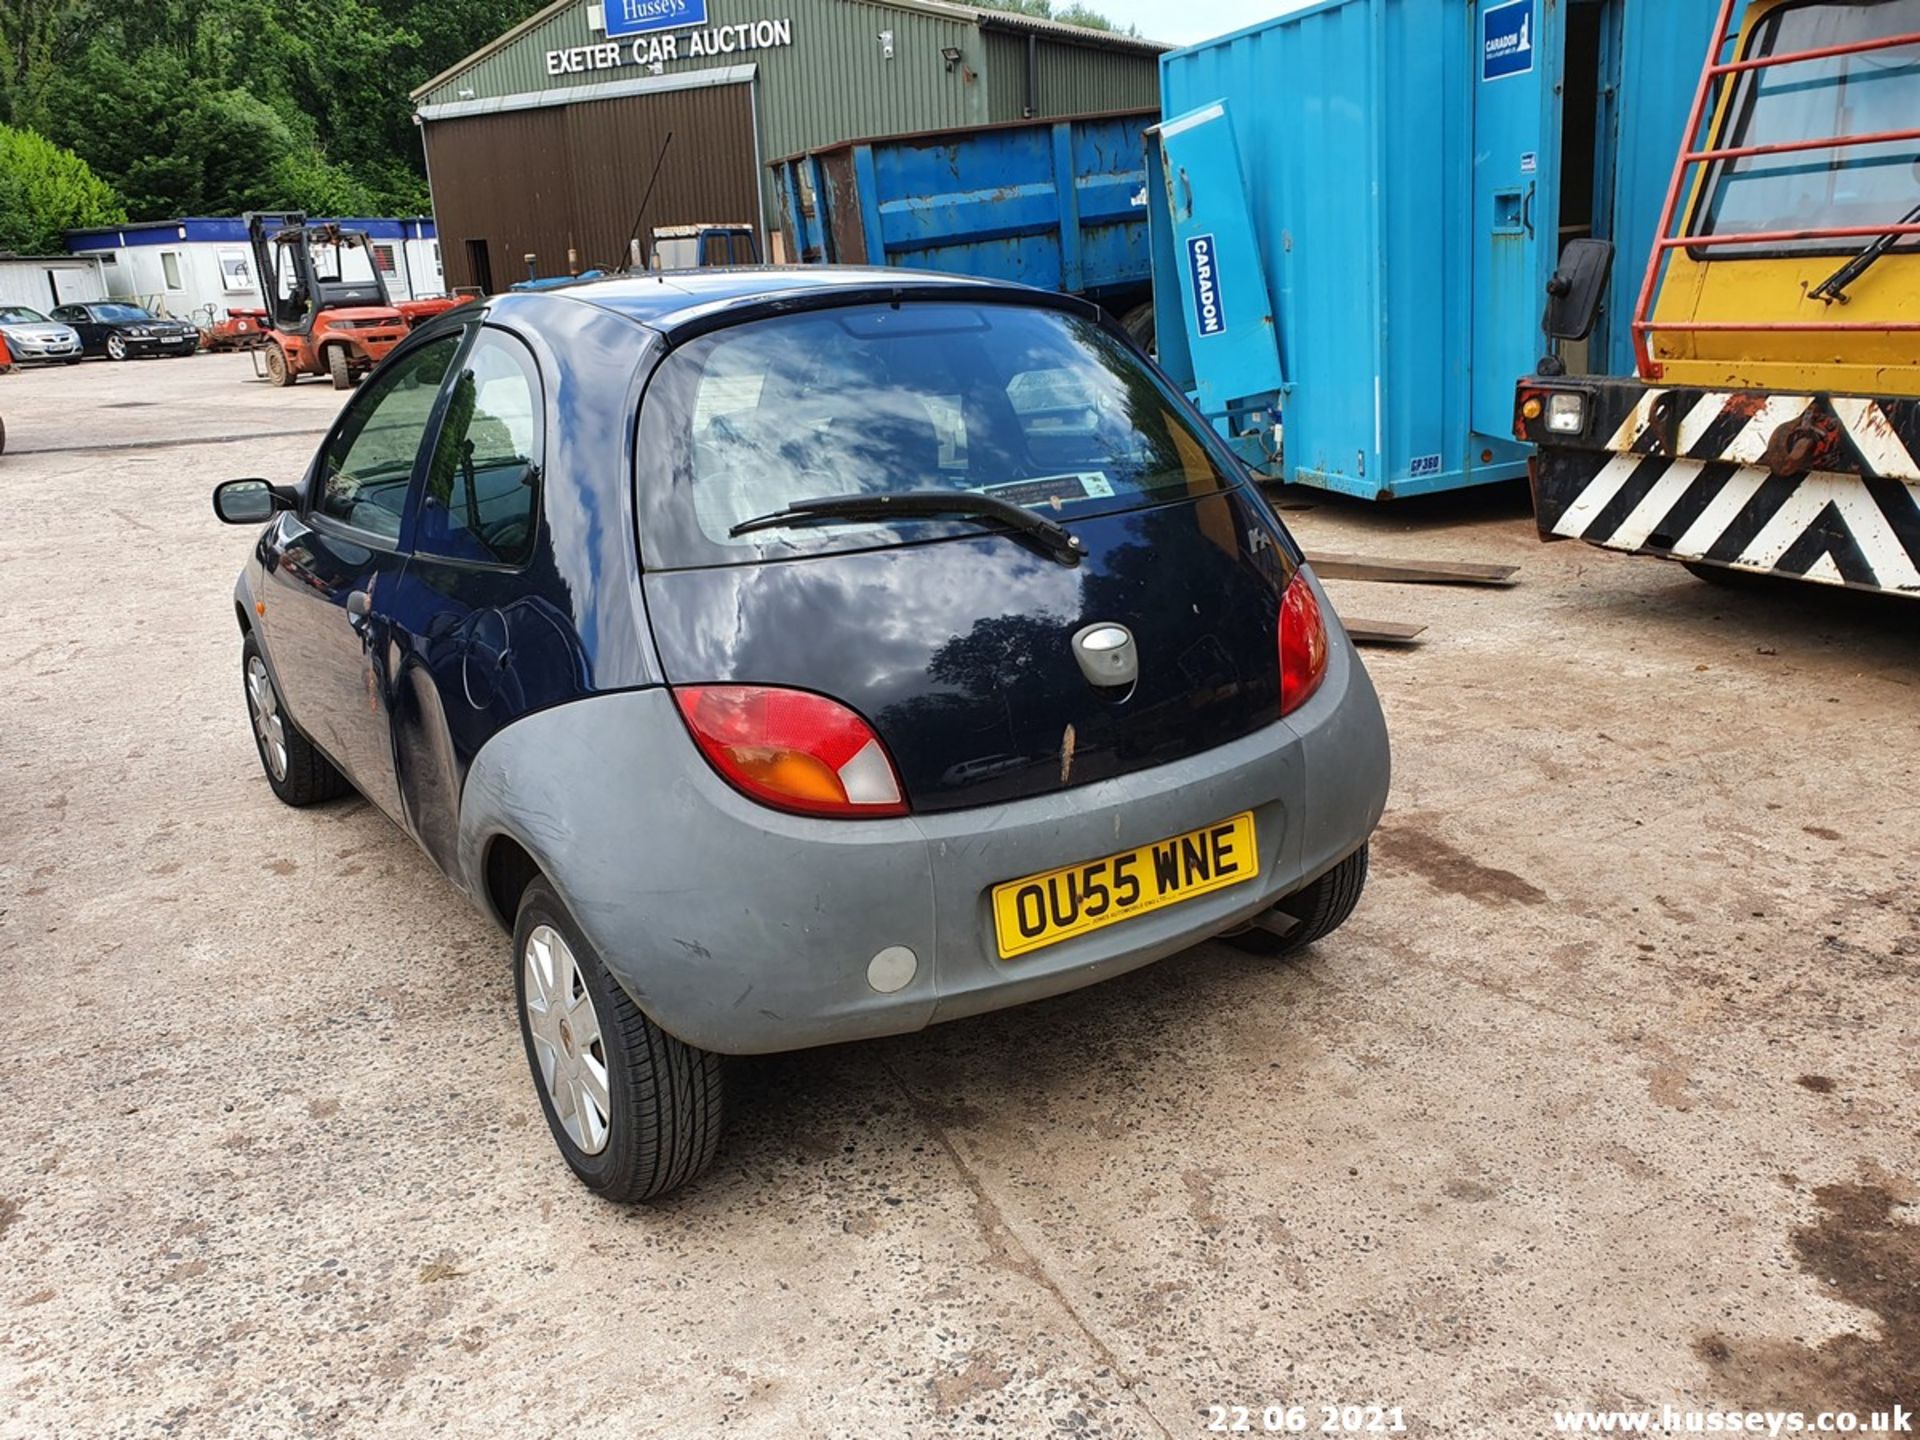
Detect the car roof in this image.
<box><xmin>508</xmin><ymin>266</ymin><xmax>1101</xmax><ymax>344</ymax></box>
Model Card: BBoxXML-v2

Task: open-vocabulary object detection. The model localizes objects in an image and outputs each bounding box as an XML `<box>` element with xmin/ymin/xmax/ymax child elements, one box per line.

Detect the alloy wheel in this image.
<box><xmin>246</xmin><ymin>654</ymin><xmax>289</xmax><ymax>781</ymax></box>
<box><xmin>522</xmin><ymin>925</ymin><xmax>612</xmax><ymax>1155</ymax></box>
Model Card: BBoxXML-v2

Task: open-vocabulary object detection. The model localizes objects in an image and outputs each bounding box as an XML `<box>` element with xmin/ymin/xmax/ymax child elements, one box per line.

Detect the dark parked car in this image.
<box><xmin>51</xmin><ymin>301</ymin><xmax>199</xmax><ymax>360</ymax></box>
<box><xmin>213</xmin><ymin>271</ymin><xmax>1390</xmax><ymax>1201</ymax></box>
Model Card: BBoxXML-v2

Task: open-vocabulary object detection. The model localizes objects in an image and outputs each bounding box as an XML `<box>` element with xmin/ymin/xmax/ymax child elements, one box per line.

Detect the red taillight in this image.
<box><xmin>672</xmin><ymin>685</ymin><xmax>908</xmax><ymax>818</ymax></box>
<box><xmin>1279</xmin><ymin>570</ymin><xmax>1329</xmax><ymax>716</ymax></box>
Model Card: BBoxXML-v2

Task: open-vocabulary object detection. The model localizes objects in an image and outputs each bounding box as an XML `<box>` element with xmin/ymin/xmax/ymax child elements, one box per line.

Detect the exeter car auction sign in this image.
<box><xmin>548</xmin><ymin>13</ymin><xmax>793</xmax><ymax>75</ymax></box>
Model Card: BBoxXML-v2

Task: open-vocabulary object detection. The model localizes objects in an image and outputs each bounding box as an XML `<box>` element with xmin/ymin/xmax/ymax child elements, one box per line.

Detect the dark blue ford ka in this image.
<box><xmin>215</xmin><ymin>270</ymin><xmax>1390</xmax><ymax>1201</ymax></box>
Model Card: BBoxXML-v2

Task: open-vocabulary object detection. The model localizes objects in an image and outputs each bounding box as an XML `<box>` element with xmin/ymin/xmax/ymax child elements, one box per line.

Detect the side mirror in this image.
<box><xmin>1542</xmin><ymin>237</ymin><xmax>1614</xmax><ymax>342</ymax></box>
<box><xmin>212</xmin><ymin>478</ymin><xmax>295</xmax><ymax>524</ymax></box>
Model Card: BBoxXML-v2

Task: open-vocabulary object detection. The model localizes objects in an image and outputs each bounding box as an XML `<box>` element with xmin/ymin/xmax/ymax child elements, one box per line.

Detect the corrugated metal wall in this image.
<box><xmin>423</xmin><ymin>83</ymin><xmax>760</xmax><ymax>291</ymax></box>
<box><xmin>984</xmin><ymin>30</ymin><xmax>1027</xmax><ymax>119</ymax></box>
<box><xmin>0</xmin><ymin>258</ymin><xmax>108</xmax><ymax>311</ymax></box>
<box><xmin>421</xmin><ymin>0</ymin><xmax>990</xmax><ymax>154</ymax></box>
<box><xmin>419</xmin><ymin>1</ymin><xmax>1160</xmax><ymax>235</ymax></box>
<box><xmin>980</xmin><ymin>28</ymin><xmax>1160</xmax><ymax>122</ymax></box>
<box><xmin>751</xmin><ymin>0</ymin><xmax>988</xmax><ymax>156</ymax></box>
<box><xmin>1029</xmin><ymin>37</ymin><xmax>1159</xmax><ymax>115</ymax></box>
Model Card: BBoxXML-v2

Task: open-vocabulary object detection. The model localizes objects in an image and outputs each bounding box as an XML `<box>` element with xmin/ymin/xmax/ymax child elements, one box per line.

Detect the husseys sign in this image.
<box><xmin>605</xmin><ymin>0</ymin><xmax>705</xmax><ymax>38</ymax></box>
<box><xmin>548</xmin><ymin>10</ymin><xmax>794</xmax><ymax>75</ymax></box>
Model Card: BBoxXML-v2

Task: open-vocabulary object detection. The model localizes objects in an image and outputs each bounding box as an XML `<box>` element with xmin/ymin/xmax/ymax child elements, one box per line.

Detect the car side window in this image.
<box><xmin>52</xmin><ymin>307</ymin><xmax>79</xmax><ymax>323</ymax></box>
<box><xmin>315</xmin><ymin>336</ymin><xmax>460</xmax><ymax>542</ymax></box>
<box><xmin>415</xmin><ymin>330</ymin><xmax>543</xmax><ymax>566</ymax></box>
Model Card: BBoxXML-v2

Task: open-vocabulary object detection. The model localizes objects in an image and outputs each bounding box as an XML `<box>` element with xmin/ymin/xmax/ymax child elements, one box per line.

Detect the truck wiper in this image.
<box><xmin>730</xmin><ymin>489</ymin><xmax>1086</xmax><ymax>566</ymax></box>
<box><xmin>1809</xmin><ymin>193</ymin><xmax>1920</xmax><ymax>304</ymax></box>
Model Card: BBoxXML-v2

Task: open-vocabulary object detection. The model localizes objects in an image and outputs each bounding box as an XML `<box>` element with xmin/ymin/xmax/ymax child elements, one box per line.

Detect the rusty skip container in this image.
<box><xmin>770</xmin><ymin>109</ymin><xmax>1154</xmax><ymax>305</ymax></box>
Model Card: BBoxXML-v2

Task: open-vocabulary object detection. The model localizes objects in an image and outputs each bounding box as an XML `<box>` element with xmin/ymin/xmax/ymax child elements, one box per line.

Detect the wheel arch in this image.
<box><xmin>482</xmin><ymin>833</ymin><xmax>545</xmax><ymax>933</ymax></box>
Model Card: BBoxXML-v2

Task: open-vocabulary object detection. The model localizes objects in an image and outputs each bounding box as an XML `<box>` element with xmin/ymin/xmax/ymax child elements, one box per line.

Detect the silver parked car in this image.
<box><xmin>0</xmin><ymin>306</ymin><xmax>83</xmax><ymax>364</ymax></box>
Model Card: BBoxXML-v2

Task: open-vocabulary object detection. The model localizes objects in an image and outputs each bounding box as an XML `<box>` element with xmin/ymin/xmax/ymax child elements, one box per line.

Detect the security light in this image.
<box><xmin>942</xmin><ymin>46</ymin><xmax>964</xmax><ymax>71</ymax></box>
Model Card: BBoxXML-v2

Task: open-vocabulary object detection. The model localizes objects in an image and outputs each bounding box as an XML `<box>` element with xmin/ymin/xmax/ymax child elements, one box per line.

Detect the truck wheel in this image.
<box><xmin>1225</xmin><ymin>844</ymin><xmax>1370</xmax><ymax>958</ymax></box>
<box><xmin>243</xmin><ymin>634</ymin><xmax>349</xmax><ymax>806</ymax></box>
<box><xmin>328</xmin><ymin>346</ymin><xmax>353</xmax><ymax>390</ymax></box>
<box><xmin>514</xmin><ymin>879</ymin><xmax>726</xmax><ymax>1203</ymax></box>
<box><xmin>264</xmin><ymin>344</ymin><xmax>296</xmax><ymax>387</ymax></box>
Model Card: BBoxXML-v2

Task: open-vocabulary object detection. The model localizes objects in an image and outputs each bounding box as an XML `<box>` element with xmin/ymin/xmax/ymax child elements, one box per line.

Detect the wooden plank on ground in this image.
<box><xmin>1343</xmin><ymin>618</ymin><xmax>1426</xmax><ymax>646</ymax></box>
<box><xmin>1306</xmin><ymin>550</ymin><xmax>1519</xmax><ymax>586</ymax></box>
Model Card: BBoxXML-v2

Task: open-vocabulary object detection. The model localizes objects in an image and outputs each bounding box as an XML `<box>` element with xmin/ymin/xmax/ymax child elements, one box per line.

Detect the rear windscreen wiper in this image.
<box><xmin>730</xmin><ymin>489</ymin><xmax>1086</xmax><ymax>566</ymax></box>
<box><xmin>1809</xmin><ymin>193</ymin><xmax>1920</xmax><ymax>304</ymax></box>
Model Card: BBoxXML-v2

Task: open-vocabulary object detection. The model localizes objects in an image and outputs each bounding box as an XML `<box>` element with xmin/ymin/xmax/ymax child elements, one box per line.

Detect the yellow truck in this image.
<box><xmin>1518</xmin><ymin>0</ymin><xmax>1918</xmax><ymax>597</ymax></box>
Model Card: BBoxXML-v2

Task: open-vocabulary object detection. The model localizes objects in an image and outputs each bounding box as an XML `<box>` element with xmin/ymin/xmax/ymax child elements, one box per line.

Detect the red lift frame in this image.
<box><xmin>1631</xmin><ymin>0</ymin><xmax>1920</xmax><ymax>378</ymax></box>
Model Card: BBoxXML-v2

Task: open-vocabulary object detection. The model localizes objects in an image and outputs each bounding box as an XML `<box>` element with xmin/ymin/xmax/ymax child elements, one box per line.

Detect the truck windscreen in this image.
<box><xmin>1695</xmin><ymin>0</ymin><xmax>1920</xmax><ymax>256</ymax></box>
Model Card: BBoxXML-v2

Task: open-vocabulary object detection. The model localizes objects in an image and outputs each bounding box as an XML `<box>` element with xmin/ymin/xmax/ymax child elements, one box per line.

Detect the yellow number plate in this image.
<box><xmin>991</xmin><ymin>812</ymin><xmax>1260</xmax><ymax>960</ymax></box>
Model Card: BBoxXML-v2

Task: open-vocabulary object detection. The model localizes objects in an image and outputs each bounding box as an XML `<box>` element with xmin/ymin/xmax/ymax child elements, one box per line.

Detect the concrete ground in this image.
<box><xmin>1</xmin><ymin>352</ymin><xmax>1914</xmax><ymax>1439</ymax></box>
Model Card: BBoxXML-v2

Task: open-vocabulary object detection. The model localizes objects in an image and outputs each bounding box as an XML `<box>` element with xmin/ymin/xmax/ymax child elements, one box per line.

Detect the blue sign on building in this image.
<box><xmin>1186</xmin><ymin>234</ymin><xmax>1226</xmax><ymax>337</ymax></box>
<box><xmin>604</xmin><ymin>0</ymin><xmax>707</xmax><ymax>38</ymax></box>
<box><xmin>1481</xmin><ymin>0</ymin><xmax>1535</xmax><ymax>81</ymax></box>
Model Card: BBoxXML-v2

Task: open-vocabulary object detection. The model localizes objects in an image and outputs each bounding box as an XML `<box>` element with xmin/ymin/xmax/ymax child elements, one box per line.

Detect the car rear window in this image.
<box><xmin>634</xmin><ymin>302</ymin><xmax>1234</xmax><ymax>569</ymax></box>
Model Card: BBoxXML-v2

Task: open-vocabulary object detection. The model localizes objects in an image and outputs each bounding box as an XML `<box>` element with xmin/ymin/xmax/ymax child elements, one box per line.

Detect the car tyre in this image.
<box><xmin>1224</xmin><ymin>844</ymin><xmax>1370</xmax><ymax>958</ymax></box>
<box><xmin>514</xmin><ymin>879</ymin><xmax>726</xmax><ymax>1203</ymax></box>
<box><xmin>264</xmin><ymin>343</ymin><xmax>297</xmax><ymax>387</ymax></box>
<box><xmin>242</xmin><ymin>632</ymin><xmax>350</xmax><ymax>806</ymax></box>
<box><xmin>105</xmin><ymin>335</ymin><xmax>129</xmax><ymax>361</ymax></box>
<box><xmin>63</xmin><ymin>357</ymin><xmax>83</xmax><ymax>366</ymax></box>
<box><xmin>328</xmin><ymin>346</ymin><xmax>353</xmax><ymax>390</ymax></box>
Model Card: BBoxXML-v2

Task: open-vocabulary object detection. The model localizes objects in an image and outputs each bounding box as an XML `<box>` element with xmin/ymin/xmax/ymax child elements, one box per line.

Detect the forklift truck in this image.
<box><xmin>246</xmin><ymin>213</ymin><xmax>411</xmax><ymax>390</ymax></box>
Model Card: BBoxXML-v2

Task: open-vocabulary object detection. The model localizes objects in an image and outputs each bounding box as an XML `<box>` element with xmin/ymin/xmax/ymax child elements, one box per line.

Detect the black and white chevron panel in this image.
<box><xmin>1535</xmin><ymin>389</ymin><xmax>1920</xmax><ymax>596</ymax></box>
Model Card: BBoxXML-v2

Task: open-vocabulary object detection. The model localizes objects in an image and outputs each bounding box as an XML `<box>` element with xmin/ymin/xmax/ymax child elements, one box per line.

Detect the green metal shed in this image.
<box><xmin>411</xmin><ymin>0</ymin><xmax>1166</xmax><ymax>292</ymax></box>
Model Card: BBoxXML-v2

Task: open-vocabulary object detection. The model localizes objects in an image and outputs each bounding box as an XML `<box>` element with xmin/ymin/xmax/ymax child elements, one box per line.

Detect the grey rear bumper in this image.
<box><xmin>458</xmin><ymin>600</ymin><xmax>1389</xmax><ymax>1055</ymax></box>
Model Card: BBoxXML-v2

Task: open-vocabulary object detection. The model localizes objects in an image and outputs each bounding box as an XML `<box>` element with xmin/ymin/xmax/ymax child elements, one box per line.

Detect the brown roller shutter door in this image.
<box><xmin>424</xmin><ymin>83</ymin><xmax>760</xmax><ymax>291</ymax></box>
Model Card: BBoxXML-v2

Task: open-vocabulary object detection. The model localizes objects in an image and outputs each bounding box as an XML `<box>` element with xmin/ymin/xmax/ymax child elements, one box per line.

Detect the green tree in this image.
<box><xmin>2</xmin><ymin>0</ymin><xmax>528</xmax><ymax>222</ymax></box>
<box><xmin>6</xmin><ymin>1</ymin><xmax>856</xmax><ymax>224</ymax></box>
<box><xmin>0</xmin><ymin>0</ymin><xmax>95</xmax><ymax>131</ymax></box>
<box><xmin>0</xmin><ymin>122</ymin><xmax>126</xmax><ymax>254</ymax></box>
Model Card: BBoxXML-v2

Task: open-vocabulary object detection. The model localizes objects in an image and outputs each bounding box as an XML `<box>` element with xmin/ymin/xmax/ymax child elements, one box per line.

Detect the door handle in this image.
<box><xmin>346</xmin><ymin>590</ymin><xmax>371</xmax><ymax>619</ymax></box>
<box><xmin>1522</xmin><ymin>182</ymin><xmax>1536</xmax><ymax>240</ymax></box>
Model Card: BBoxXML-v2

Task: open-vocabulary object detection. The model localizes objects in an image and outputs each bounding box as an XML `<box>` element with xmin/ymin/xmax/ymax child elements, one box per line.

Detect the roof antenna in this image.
<box><xmin>622</xmin><ymin>130</ymin><xmax>675</xmax><ymax>274</ymax></box>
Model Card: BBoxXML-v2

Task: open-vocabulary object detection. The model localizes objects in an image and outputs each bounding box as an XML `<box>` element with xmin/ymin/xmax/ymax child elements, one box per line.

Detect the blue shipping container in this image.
<box><xmin>771</xmin><ymin>111</ymin><xmax>1155</xmax><ymax>303</ymax></box>
<box><xmin>1150</xmin><ymin>0</ymin><xmax>1720</xmax><ymax>498</ymax></box>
